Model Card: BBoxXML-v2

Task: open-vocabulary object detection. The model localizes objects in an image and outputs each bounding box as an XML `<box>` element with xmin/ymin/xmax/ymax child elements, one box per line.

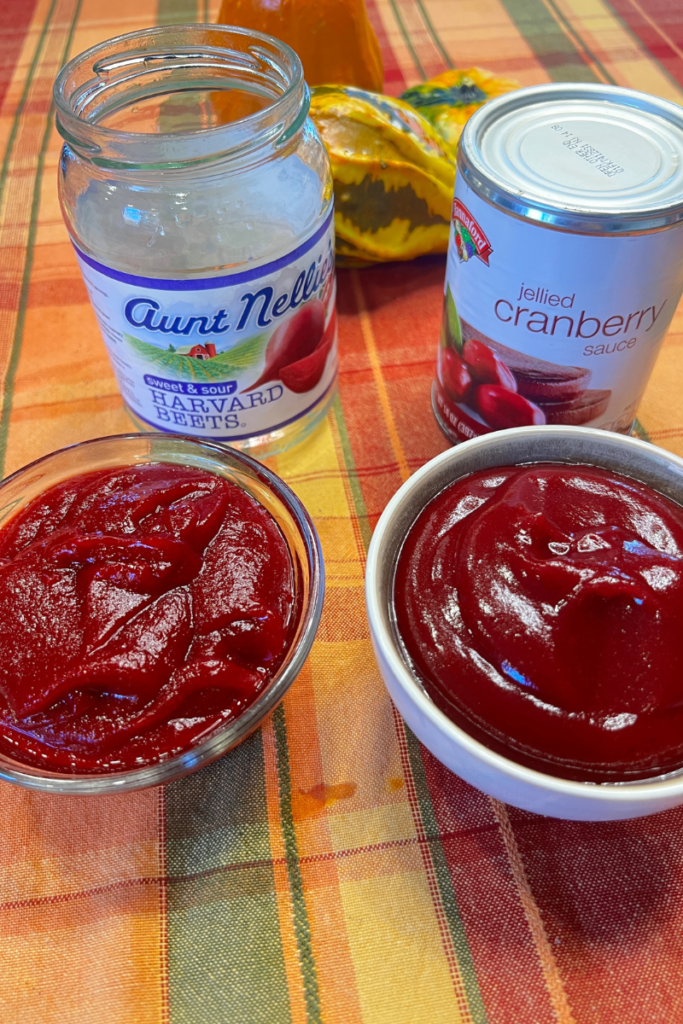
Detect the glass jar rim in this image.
<box><xmin>53</xmin><ymin>23</ymin><xmax>308</xmax><ymax>170</ymax></box>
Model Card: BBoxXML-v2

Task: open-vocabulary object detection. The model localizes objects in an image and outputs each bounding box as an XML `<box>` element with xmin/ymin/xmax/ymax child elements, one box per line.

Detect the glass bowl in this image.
<box><xmin>0</xmin><ymin>433</ymin><xmax>324</xmax><ymax>793</ymax></box>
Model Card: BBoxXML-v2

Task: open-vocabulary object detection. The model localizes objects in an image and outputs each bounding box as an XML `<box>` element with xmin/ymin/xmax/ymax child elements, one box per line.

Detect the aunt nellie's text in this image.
<box><xmin>123</xmin><ymin>253</ymin><xmax>333</xmax><ymax>338</ymax></box>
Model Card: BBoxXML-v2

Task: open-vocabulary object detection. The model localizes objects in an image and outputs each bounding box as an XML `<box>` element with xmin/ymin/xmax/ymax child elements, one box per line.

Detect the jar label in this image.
<box><xmin>75</xmin><ymin>209</ymin><xmax>337</xmax><ymax>442</ymax></box>
<box><xmin>434</xmin><ymin>181</ymin><xmax>683</xmax><ymax>440</ymax></box>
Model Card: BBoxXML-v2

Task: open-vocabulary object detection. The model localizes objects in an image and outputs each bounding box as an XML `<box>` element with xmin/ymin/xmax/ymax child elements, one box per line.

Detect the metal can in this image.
<box><xmin>433</xmin><ymin>84</ymin><xmax>683</xmax><ymax>442</ymax></box>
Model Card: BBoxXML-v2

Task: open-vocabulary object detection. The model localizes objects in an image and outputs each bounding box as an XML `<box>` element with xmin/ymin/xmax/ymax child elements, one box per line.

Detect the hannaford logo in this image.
<box><xmin>452</xmin><ymin>199</ymin><xmax>493</xmax><ymax>266</ymax></box>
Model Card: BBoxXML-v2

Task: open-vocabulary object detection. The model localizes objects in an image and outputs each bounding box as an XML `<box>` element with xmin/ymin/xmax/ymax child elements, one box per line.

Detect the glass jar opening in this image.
<box><xmin>54</xmin><ymin>24</ymin><xmax>307</xmax><ymax>169</ymax></box>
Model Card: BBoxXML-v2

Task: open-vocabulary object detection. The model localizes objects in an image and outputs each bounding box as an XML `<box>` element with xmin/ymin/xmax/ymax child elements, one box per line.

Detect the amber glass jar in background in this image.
<box><xmin>217</xmin><ymin>0</ymin><xmax>383</xmax><ymax>92</ymax></box>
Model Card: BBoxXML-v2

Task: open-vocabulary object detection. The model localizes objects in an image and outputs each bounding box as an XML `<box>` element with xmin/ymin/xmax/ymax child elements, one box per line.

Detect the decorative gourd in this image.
<box><xmin>309</xmin><ymin>86</ymin><xmax>455</xmax><ymax>265</ymax></box>
<box><xmin>401</xmin><ymin>68</ymin><xmax>518</xmax><ymax>157</ymax></box>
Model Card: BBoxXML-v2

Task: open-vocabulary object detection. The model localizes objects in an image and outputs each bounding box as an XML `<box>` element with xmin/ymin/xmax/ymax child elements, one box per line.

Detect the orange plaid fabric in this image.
<box><xmin>1</xmin><ymin>0</ymin><xmax>683</xmax><ymax>1021</ymax></box>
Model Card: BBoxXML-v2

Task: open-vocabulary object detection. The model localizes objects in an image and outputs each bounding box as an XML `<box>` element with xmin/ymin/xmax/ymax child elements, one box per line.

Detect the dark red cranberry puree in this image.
<box><xmin>0</xmin><ymin>464</ymin><xmax>296</xmax><ymax>773</ymax></box>
<box><xmin>395</xmin><ymin>463</ymin><xmax>683</xmax><ymax>782</ymax></box>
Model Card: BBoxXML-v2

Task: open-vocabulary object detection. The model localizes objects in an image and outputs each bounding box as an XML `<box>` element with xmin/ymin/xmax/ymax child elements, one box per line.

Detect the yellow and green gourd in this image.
<box><xmin>309</xmin><ymin>71</ymin><xmax>518</xmax><ymax>266</ymax></box>
<box><xmin>400</xmin><ymin>67</ymin><xmax>518</xmax><ymax>158</ymax></box>
<box><xmin>309</xmin><ymin>86</ymin><xmax>455</xmax><ymax>266</ymax></box>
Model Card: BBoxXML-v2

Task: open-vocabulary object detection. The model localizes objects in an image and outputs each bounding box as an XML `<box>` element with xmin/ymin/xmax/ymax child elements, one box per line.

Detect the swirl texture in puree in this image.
<box><xmin>395</xmin><ymin>463</ymin><xmax>683</xmax><ymax>782</ymax></box>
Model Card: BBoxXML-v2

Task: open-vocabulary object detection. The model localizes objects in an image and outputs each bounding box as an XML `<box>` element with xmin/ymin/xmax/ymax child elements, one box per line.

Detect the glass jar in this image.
<box><xmin>54</xmin><ymin>25</ymin><xmax>336</xmax><ymax>457</ymax></box>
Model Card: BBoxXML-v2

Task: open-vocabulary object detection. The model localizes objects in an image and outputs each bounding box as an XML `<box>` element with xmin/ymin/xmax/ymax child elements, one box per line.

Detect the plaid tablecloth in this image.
<box><xmin>2</xmin><ymin>0</ymin><xmax>683</xmax><ymax>1021</ymax></box>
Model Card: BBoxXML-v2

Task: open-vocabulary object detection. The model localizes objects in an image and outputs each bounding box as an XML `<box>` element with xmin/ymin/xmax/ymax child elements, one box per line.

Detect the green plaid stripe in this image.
<box><xmin>157</xmin><ymin>0</ymin><xmax>199</xmax><ymax>24</ymax></box>
<box><xmin>166</xmin><ymin>734</ymin><xmax>292</xmax><ymax>1024</ymax></box>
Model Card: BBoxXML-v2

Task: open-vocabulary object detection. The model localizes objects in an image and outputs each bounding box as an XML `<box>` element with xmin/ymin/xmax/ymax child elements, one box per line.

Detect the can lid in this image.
<box><xmin>459</xmin><ymin>83</ymin><xmax>683</xmax><ymax>233</ymax></box>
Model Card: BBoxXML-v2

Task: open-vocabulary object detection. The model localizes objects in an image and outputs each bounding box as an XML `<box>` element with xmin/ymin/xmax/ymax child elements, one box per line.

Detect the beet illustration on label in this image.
<box><xmin>245</xmin><ymin>300</ymin><xmax>331</xmax><ymax>394</ymax></box>
<box><xmin>279</xmin><ymin>310</ymin><xmax>337</xmax><ymax>393</ymax></box>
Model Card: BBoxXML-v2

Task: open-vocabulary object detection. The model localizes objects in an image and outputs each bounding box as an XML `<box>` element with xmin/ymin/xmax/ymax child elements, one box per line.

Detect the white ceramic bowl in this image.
<box><xmin>365</xmin><ymin>425</ymin><xmax>683</xmax><ymax>821</ymax></box>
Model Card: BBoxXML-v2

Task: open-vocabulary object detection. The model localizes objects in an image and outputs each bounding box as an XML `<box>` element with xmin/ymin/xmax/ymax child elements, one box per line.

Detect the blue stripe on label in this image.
<box><xmin>130</xmin><ymin>375</ymin><xmax>337</xmax><ymax>441</ymax></box>
<box><xmin>73</xmin><ymin>207</ymin><xmax>335</xmax><ymax>291</ymax></box>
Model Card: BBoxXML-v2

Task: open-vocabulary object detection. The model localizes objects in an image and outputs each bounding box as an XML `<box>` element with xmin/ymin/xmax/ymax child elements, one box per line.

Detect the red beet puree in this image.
<box><xmin>0</xmin><ymin>464</ymin><xmax>296</xmax><ymax>773</ymax></box>
<box><xmin>395</xmin><ymin>463</ymin><xmax>683</xmax><ymax>782</ymax></box>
